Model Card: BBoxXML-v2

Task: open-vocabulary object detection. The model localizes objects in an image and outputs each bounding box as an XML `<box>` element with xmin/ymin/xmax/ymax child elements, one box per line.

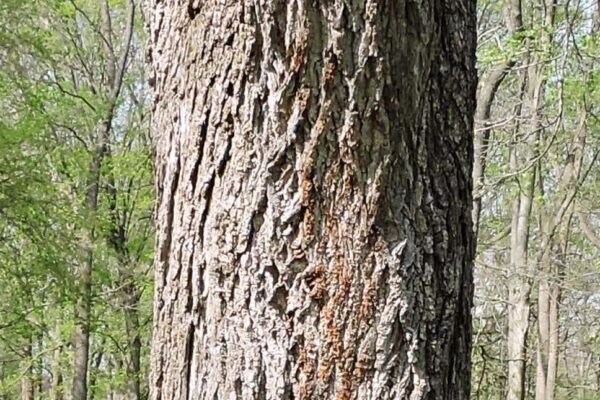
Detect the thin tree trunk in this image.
<box><xmin>71</xmin><ymin>2</ymin><xmax>113</xmax><ymax>391</ymax></box>
<box><xmin>535</xmin><ymin>240</ymin><xmax>561</xmax><ymax>400</ymax></box>
<box><xmin>50</xmin><ymin>324</ymin><xmax>63</xmax><ymax>400</ymax></box>
<box><xmin>506</xmin><ymin>67</ymin><xmax>537</xmax><ymax>400</ymax></box>
<box><xmin>536</xmin><ymin>267</ymin><xmax>550</xmax><ymax>400</ymax></box>
<box><xmin>506</xmin><ymin>1</ymin><xmax>561</xmax><ymax>394</ymax></box>
<box><xmin>88</xmin><ymin>347</ymin><xmax>105</xmax><ymax>400</ymax></box>
<box><xmin>123</xmin><ymin>282</ymin><xmax>142</xmax><ymax>400</ymax></box>
<box><xmin>472</xmin><ymin>0</ymin><xmax>523</xmax><ymax>238</ymax></box>
<box><xmin>106</xmin><ymin>171</ymin><xmax>143</xmax><ymax>400</ymax></box>
<box><xmin>71</xmin><ymin>255</ymin><xmax>92</xmax><ymax>400</ymax></box>
<box><xmin>535</xmin><ymin>219</ymin><xmax>568</xmax><ymax>400</ymax></box>
<box><xmin>506</xmin><ymin>159</ymin><xmax>535</xmax><ymax>400</ymax></box>
<box><xmin>148</xmin><ymin>1</ymin><xmax>477</xmax><ymax>399</ymax></box>
<box><xmin>20</xmin><ymin>336</ymin><xmax>34</xmax><ymax>400</ymax></box>
<box><xmin>546</xmin><ymin>283</ymin><xmax>559</xmax><ymax>400</ymax></box>
<box><xmin>70</xmin><ymin>1</ymin><xmax>135</xmax><ymax>398</ymax></box>
<box><xmin>536</xmin><ymin>114</ymin><xmax>586</xmax><ymax>400</ymax></box>
<box><xmin>72</xmin><ymin>132</ymin><xmax>105</xmax><ymax>400</ymax></box>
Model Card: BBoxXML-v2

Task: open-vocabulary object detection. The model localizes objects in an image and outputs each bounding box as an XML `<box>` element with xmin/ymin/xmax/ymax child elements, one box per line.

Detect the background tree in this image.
<box><xmin>0</xmin><ymin>0</ymin><xmax>153</xmax><ymax>398</ymax></box>
<box><xmin>472</xmin><ymin>1</ymin><xmax>600</xmax><ymax>399</ymax></box>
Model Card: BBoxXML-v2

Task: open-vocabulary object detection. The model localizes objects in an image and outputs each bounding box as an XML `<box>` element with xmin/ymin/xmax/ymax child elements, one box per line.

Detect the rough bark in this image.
<box><xmin>148</xmin><ymin>1</ymin><xmax>477</xmax><ymax>399</ymax></box>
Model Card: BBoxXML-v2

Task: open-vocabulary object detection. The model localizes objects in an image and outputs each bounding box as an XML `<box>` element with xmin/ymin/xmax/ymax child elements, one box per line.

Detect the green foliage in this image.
<box><xmin>474</xmin><ymin>0</ymin><xmax>600</xmax><ymax>399</ymax></box>
<box><xmin>0</xmin><ymin>0</ymin><xmax>153</xmax><ymax>397</ymax></box>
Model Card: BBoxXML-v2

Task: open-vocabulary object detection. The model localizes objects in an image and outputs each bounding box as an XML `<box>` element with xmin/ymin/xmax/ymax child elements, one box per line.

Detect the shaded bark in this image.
<box><xmin>148</xmin><ymin>1</ymin><xmax>477</xmax><ymax>399</ymax></box>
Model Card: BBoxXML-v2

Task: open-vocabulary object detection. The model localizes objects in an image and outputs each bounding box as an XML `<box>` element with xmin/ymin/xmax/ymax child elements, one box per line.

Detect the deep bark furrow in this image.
<box><xmin>148</xmin><ymin>1</ymin><xmax>476</xmax><ymax>399</ymax></box>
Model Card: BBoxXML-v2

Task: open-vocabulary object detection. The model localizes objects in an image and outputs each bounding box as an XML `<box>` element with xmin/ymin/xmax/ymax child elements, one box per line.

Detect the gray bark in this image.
<box><xmin>148</xmin><ymin>1</ymin><xmax>477</xmax><ymax>399</ymax></box>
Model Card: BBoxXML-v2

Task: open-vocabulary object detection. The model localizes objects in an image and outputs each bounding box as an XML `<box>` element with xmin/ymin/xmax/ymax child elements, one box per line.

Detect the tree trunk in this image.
<box><xmin>71</xmin><ymin>251</ymin><xmax>93</xmax><ymax>400</ymax></box>
<box><xmin>20</xmin><ymin>336</ymin><xmax>34</xmax><ymax>400</ymax></box>
<box><xmin>506</xmin><ymin>57</ymin><xmax>538</xmax><ymax>400</ymax></box>
<box><xmin>72</xmin><ymin>134</ymin><xmax>105</xmax><ymax>400</ymax></box>
<box><xmin>123</xmin><ymin>281</ymin><xmax>142</xmax><ymax>400</ymax></box>
<box><xmin>71</xmin><ymin>1</ymin><xmax>135</xmax><ymax>397</ymax></box>
<box><xmin>88</xmin><ymin>346</ymin><xmax>105</xmax><ymax>400</ymax></box>
<box><xmin>506</xmin><ymin>162</ymin><xmax>534</xmax><ymax>400</ymax></box>
<box><xmin>148</xmin><ymin>1</ymin><xmax>477</xmax><ymax>399</ymax></box>
<box><xmin>50</xmin><ymin>332</ymin><xmax>64</xmax><ymax>400</ymax></box>
<box><xmin>535</xmin><ymin>253</ymin><xmax>561</xmax><ymax>400</ymax></box>
<box><xmin>505</xmin><ymin>0</ymin><xmax>559</xmax><ymax>388</ymax></box>
<box><xmin>107</xmin><ymin>173</ymin><xmax>143</xmax><ymax>400</ymax></box>
<box><xmin>535</xmin><ymin>109</ymin><xmax>586</xmax><ymax>400</ymax></box>
<box><xmin>472</xmin><ymin>0</ymin><xmax>523</xmax><ymax>238</ymax></box>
